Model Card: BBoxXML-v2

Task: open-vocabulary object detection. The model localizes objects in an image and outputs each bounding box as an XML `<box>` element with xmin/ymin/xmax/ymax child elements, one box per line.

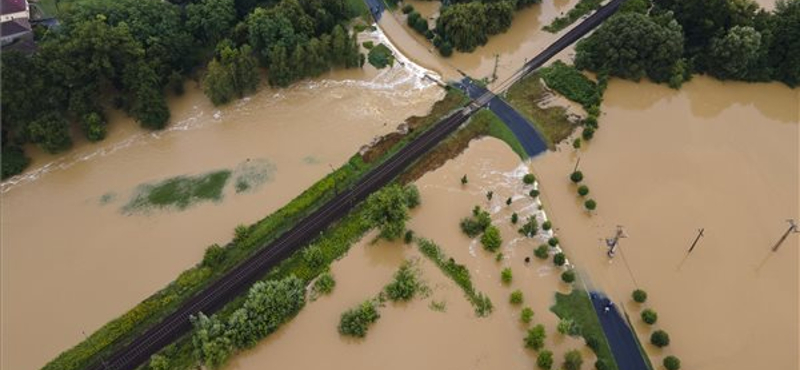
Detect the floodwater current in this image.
<box><xmin>0</xmin><ymin>30</ymin><xmax>443</xmax><ymax>370</ymax></box>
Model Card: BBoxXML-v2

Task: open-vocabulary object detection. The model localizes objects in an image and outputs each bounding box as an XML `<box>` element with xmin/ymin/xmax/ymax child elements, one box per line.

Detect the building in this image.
<box><xmin>1</xmin><ymin>0</ymin><xmax>31</xmax><ymax>46</ymax></box>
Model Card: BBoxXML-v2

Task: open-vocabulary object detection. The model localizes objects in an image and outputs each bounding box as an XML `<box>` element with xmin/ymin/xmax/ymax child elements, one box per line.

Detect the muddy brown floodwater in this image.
<box><xmin>531</xmin><ymin>76</ymin><xmax>799</xmax><ymax>370</ymax></box>
<box><xmin>230</xmin><ymin>138</ymin><xmax>591</xmax><ymax>370</ymax></box>
<box><xmin>0</xmin><ymin>31</ymin><xmax>443</xmax><ymax>370</ymax></box>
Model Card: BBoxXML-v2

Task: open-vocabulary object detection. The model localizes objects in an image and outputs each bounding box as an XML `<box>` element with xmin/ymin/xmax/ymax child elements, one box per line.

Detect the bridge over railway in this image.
<box><xmin>86</xmin><ymin>1</ymin><xmax>628</xmax><ymax>369</ymax></box>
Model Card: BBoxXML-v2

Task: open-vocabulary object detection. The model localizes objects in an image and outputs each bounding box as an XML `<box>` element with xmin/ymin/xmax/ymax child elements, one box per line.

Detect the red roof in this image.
<box><xmin>1</xmin><ymin>0</ymin><xmax>27</xmax><ymax>15</ymax></box>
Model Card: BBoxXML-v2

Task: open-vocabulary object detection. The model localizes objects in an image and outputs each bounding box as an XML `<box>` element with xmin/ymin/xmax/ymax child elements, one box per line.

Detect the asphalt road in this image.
<box><xmin>364</xmin><ymin>0</ymin><xmax>384</xmax><ymax>20</ymax></box>
<box><xmin>591</xmin><ymin>292</ymin><xmax>650</xmax><ymax>370</ymax></box>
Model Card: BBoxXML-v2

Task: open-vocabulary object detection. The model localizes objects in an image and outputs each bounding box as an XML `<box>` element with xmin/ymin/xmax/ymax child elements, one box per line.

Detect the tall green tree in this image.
<box><xmin>767</xmin><ymin>0</ymin><xmax>800</xmax><ymax>86</ymax></box>
<box><xmin>203</xmin><ymin>42</ymin><xmax>260</xmax><ymax>105</ymax></box>
<box><xmin>186</xmin><ymin>0</ymin><xmax>237</xmax><ymax>44</ymax></box>
<box><xmin>707</xmin><ymin>25</ymin><xmax>762</xmax><ymax>79</ymax></box>
<box><xmin>364</xmin><ymin>184</ymin><xmax>412</xmax><ymax>241</ymax></box>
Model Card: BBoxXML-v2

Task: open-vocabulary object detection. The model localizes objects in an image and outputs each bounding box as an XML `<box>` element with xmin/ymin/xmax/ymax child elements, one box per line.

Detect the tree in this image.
<box><xmin>584</xmin><ymin>199</ymin><xmax>597</xmax><ymax>211</ymax></box>
<box><xmin>570</xmin><ymin>171</ymin><xmax>584</xmax><ymax>183</ymax></box>
<box><xmin>553</xmin><ymin>252</ymin><xmax>566</xmax><ymax>266</ymax></box>
<box><xmin>436</xmin><ymin>2</ymin><xmax>489</xmax><ymax>52</ymax></box>
<box><xmin>577</xmin><ymin>185</ymin><xmax>589</xmax><ymax>197</ymax></box>
<box><xmin>663</xmin><ymin>355</ymin><xmax>681</xmax><ymax>370</ymax></box>
<box><xmin>27</xmin><ymin>112</ymin><xmax>73</xmax><ymax>153</ymax></box>
<box><xmin>650</xmin><ymin>329</ymin><xmax>670</xmax><ymax>347</ymax></box>
<box><xmin>510</xmin><ymin>290</ymin><xmax>523</xmax><ymax>304</ymax></box>
<box><xmin>575</xmin><ymin>12</ymin><xmax>685</xmax><ymax>84</ymax></box>
<box><xmin>768</xmin><ymin>0</ymin><xmax>800</xmax><ymax>87</ymax></box>
<box><xmin>632</xmin><ymin>289</ymin><xmax>648</xmax><ymax>303</ymax></box>
<box><xmin>525</xmin><ymin>324</ymin><xmax>547</xmax><ymax>350</ymax></box>
<box><xmin>501</xmin><ymin>268</ymin><xmax>513</xmax><ymax>284</ymax></box>
<box><xmin>204</xmin><ymin>58</ymin><xmax>236</xmax><ymax>105</ymax></box>
<box><xmin>521</xmin><ymin>307</ymin><xmax>534</xmax><ymax>323</ymax></box>
<box><xmin>148</xmin><ymin>354</ymin><xmax>170</xmax><ymax>370</ymax></box>
<box><xmin>707</xmin><ymin>26</ymin><xmax>762</xmax><ymax>80</ymax></box>
<box><xmin>385</xmin><ymin>263</ymin><xmax>421</xmax><ymax>301</ymax></box>
<box><xmin>561</xmin><ymin>270</ymin><xmax>576</xmax><ymax>283</ymax></box>
<box><xmin>365</xmin><ymin>184</ymin><xmax>411</xmax><ymax>241</ymax></box>
<box><xmin>404</xmin><ymin>185</ymin><xmax>421</xmax><ymax>209</ymax></box>
<box><xmin>506</xmin><ymin>197</ymin><xmax>513</xmax><ymax>206</ymax></box>
<box><xmin>563</xmin><ymin>349</ymin><xmax>584</xmax><ymax>370</ymax></box>
<box><xmin>303</xmin><ymin>245</ymin><xmax>325</xmax><ymax>269</ymax></box>
<box><xmin>186</xmin><ymin>0</ymin><xmax>236</xmax><ymax>43</ymax></box>
<box><xmin>313</xmin><ymin>272</ymin><xmax>336</xmax><ymax>295</ymax></box>
<box><xmin>523</xmin><ymin>173</ymin><xmax>536</xmax><ymax>184</ymax></box>
<box><xmin>339</xmin><ymin>300</ymin><xmax>380</xmax><ymax>337</ymax></box>
<box><xmin>518</xmin><ymin>216</ymin><xmax>539</xmax><ymax>237</ymax></box>
<box><xmin>535</xmin><ymin>244</ymin><xmax>550</xmax><ymax>259</ymax></box>
<box><xmin>641</xmin><ymin>308</ymin><xmax>658</xmax><ymax>325</ymax></box>
<box><xmin>202</xmin><ymin>244</ymin><xmax>227</xmax><ymax>268</ymax></box>
<box><xmin>511</xmin><ymin>212</ymin><xmax>519</xmax><ymax>224</ymax></box>
<box><xmin>81</xmin><ymin>112</ymin><xmax>107</xmax><ymax>142</ymax></box>
<box><xmin>461</xmin><ymin>174</ymin><xmax>468</xmax><ymax>185</ymax></box>
<box><xmin>481</xmin><ymin>225</ymin><xmax>503</xmax><ymax>252</ymax></box>
<box><xmin>558</xmin><ymin>318</ymin><xmax>581</xmax><ymax>337</ymax></box>
<box><xmin>191</xmin><ymin>313</ymin><xmax>232</xmax><ymax>368</ymax></box>
<box><xmin>548</xmin><ymin>237</ymin><xmax>559</xmax><ymax>247</ymax></box>
<box><xmin>537</xmin><ymin>350</ymin><xmax>554</xmax><ymax>369</ymax></box>
<box><xmin>1</xmin><ymin>145</ymin><xmax>30</xmax><ymax>180</ymax></box>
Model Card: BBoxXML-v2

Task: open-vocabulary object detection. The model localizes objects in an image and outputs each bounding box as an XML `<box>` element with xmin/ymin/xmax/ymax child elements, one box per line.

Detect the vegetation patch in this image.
<box><xmin>504</xmin><ymin>73</ymin><xmax>579</xmax><ymax>149</ymax></box>
<box><xmin>339</xmin><ymin>299</ymin><xmax>382</xmax><ymax>338</ymax></box>
<box><xmin>233</xmin><ymin>159</ymin><xmax>276</xmax><ymax>193</ymax></box>
<box><xmin>417</xmin><ymin>238</ymin><xmax>494</xmax><ymax>317</ymax></box>
<box><xmin>551</xmin><ymin>289</ymin><xmax>619</xmax><ymax>370</ymax></box>
<box><xmin>123</xmin><ymin>170</ymin><xmax>232</xmax><ymax>213</ymax></box>
<box><xmin>539</xmin><ymin>61</ymin><xmax>601</xmax><ymax>109</ymax></box>
<box><xmin>543</xmin><ymin>0</ymin><xmax>603</xmax><ymax>33</ymax></box>
<box><xmin>367</xmin><ymin>43</ymin><xmax>395</xmax><ymax>69</ymax></box>
<box><xmin>384</xmin><ymin>261</ymin><xmax>423</xmax><ymax>302</ymax></box>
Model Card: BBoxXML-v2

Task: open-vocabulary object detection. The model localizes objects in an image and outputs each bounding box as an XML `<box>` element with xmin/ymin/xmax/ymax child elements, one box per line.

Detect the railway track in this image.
<box><xmin>86</xmin><ymin>1</ymin><xmax>624</xmax><ymax>368</ymax></box>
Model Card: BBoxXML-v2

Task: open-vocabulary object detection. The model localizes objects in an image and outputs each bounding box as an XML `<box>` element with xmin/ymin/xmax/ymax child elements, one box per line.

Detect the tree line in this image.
<box><xmin>574</xmin><ymin>0</ymin><xmax>800</xmax><ymax>88</ymax></box>
<box><xmin>1</xmin><ymin>0</ymin><xmax>364</xmax><ymax>179</ymax></box>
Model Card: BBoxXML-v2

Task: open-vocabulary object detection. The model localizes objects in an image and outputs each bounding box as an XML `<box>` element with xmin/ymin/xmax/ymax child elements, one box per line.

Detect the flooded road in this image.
<box><xmin>530</xmin><ymin>77</ymin><xmax>798</xmax><ymax>370</ymax></box>
<box><xmin>230</xmin><ymin>138</ymin><xmax>590</xmax><ymax>370</ymax></box>
<box><xmin>0</xmin><ymin>31</ymin><xmax>443</xmax><ymax>370</ymax></box>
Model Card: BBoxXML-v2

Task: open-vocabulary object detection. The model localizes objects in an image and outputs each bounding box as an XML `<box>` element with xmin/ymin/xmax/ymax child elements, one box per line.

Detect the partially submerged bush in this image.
<box><xmin>632</xmin><ymin>289</ymin><xmax>648</xmax><ymax>303</ymax></box>
<box><xmin>641</xmin><ymin>308</ymin><xmax>658</xmax><ymax>325</ymax></box>
<box><xmin>577</xmin><ymin>185</ymin><xmax>589</xmax><ymax>197</ymax></box>
<box><xmin>313</xmin><ymin>272</ymin><xmax>336</xmax><ymax>296</ymax></box>
<box><xmin>535</xmin><ymin>244</ymin><xmax>550</xmax><ymax>259</ymax></box>
<box><xmin>553</xmin><ymin>252</ymin><xmax>566</xmax><ymax>266</ymax></box>
<box><xmin>570</xmin><ymin>171</ymin><xmax>584</xmax><ymax>183</ymax></box>
<box><xmin>561</xmin><ymin>270</ymin><xmax>576</xmax><ymax>283</ymax></box>
<box><xmin>537</xmin><ymin>350</ymin><xmax>554</xmax><ymax>369</ymax></box>
<box><xmin>663</xmin><ymin>356</ymin><xmax>681</xmax><ymax>370</ymax></box>
<box><xmin>481</xmin><ymin>225</ymin><xmax>503</xmax><ymax>252</ymax></box>
<box><xmin>384</xmin><ymin>262</ymin><xmax>421</xmax><ymax>302</ymax></box>
<box><xmin>518</xmin><ymin>216</ymin><xmax>539</xmax><ymax>237</ymax></box>
<box><xmin>339</xmin><ymin>300</ymin><xmax>381</xmax><ymax>338</ymax></box>
<box><xmin>521</xmin><ymin>307</ymin><xmax>534</xmax><ymax>323</ymax></box>
<box><xmin>650</xmin><ymin>330</ymin><xmax>670</xmax><ymax>347</ymax></box>
<box><xmin>501</xmin><ymin>268</ymin><xmax>513</xmax><ymax>284</ymax></box>
<box><xmin>523</xmin><ymin>173</ymin><xmax>536</xmax><ymax>184</ymax></box>
<box><xmin>510</xmin><ymin>290</ymin><xmax>524</xmax><ymax>305</ymax></box>
<box><xmin>525</xmin><ymin>324</ymin><xmax>547</xmax><ymax>350</ymax></box>
<box><xmin>557</xmin><ymin>318</ymin><xmax>582</xmax><ymax>337</ymax></box>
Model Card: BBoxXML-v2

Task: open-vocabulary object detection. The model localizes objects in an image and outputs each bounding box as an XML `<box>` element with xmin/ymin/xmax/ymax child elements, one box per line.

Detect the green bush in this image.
<box><xmin>501</xmin><ymin>268</ymin><xmax>513</xmax><ymax>284</ymax></box>
<box><xmin>563</xmin><ymin>349</ymin><xmax>584</xmax><ymax>370</ymax></box>
<box><xmin>1</xmin><ymin>145</ymin><xmax>29</xmax><ymax>179</ymax></box>
<box><xmin>542</xmin><ymin>220</ymin><xmax>552</xmax><ymax>230</ymax></box>
<box><xmin>558</xmin><ymin>318</ymin><xmax>582</xmax><ymax>337</ymax></box>
<box><xmin>313</xmin><ymin>272</ymin><xmax>336</xmax><ymax>295</ymax></box>
<box><xmin>510</xmin><ymin>290</ymin><xmax>524</xmax><ymax>305</ymax></box>
<box><xmin>525</xmin><ymin>324</ymin><xmax>547</xmax><ymax>350</ymax></box>
<box><xmin>561</xmin><ymin>270</ymin><xmax>576</xmax><ymax>283</ymax></box>
<box><xmin>632</xmin><ymin>289</ymin><xmax>647</xmax><ymax>303</ymax></box>
<box><xmin>641</xmin><ymin>308</ymin><xmax>657</xmax><ymax>325</ymax></box>
<box><xmin>362</xmin><ymin>40</ymin><xmax>374</xmax><ymax>49</ymax></box>
<box><xmin>404</xmin><ymin>230</ymin><xmax>415</xmax><ymax>244</ymax></box>
<box><xmin>202</xmin><ymin>244</ymin><xmax>227</xmax><ymax>268</ymax></box>
<box><xmin>663</xmin><ymin>356</ymin><xmax>681</xmax><ymax>370</ymax></box>
<box><xmin>584</xmin><ymin>199</ymin><xmax>597</xmax><ymax>211</ymax></box>
<box><xmin>548</xmin><ymin>237</ymin><xmax>559</xmax><ymax>247</ymax></box>
<box><xmin>570</xmin><ymin>171</ymin><xmax>584</xmax><ymax>183</ymax></box>
<box><xmin>582</xmin><ymin>126</ymin><xmax>595</xmax><ymax>141</ymax></box>
<box><xmin>573</xmin><ymin>138</ymin><xmax>582</xmax><ymax>149</ymax></box>
<box><xmin>511</xmin><ymin>212</ymin><xmax>519</xmax><ymax>224</ymax></box>
<box><xmin>519</xmin><ymin>216</ymin><xmax>539</xmax><ymax>237</ymax></box>
<box><xmin>364</xmin><ymin>184</ymin><xmax>411</xmax><ymax>240</ymax></box>
<box><xmin>535</xmin><ymin>244</ymin><xmax>550</xmax><ymax>259</ymax></box>
<box><xmin>404</xmin><ymin>185</ymin><xmax>421</xmax><ymax>209</ymax></box>
<box><xmin>537</xmin><ymin>349</ymin><xmax>554</xmax><ymax>369</ymax></box>
<box><xmin>521</xmin><ymin>307</ymin><xmax>534</xmax><ymax>323</ymax></box>
<box><xmin>577</xmin><ymin>185</ymin><xmax>589</xmax><ymax>197</ymax></box>
<box><xmin>461</xmin><ymin>174</ymin><xmax>468</xmax><ymax>185</ymax></box>
<box><xmin>460</xmin><ymin>206</ymin><xmax>492</xmax><ymax>237</ymax></box>
<box><xmin>530</xmin><ymin>189</ymin><xmax>540</xmax><ymax>198</ymax></box>
<box><xmin>650</xmin><ymin>330</ymin><xmax>670</xmax><ymax>347</ymax></box>
<box><xmin>554</xmin><ymin>252</ymin><xmax>566</xmax><ymax>266</ymax></box>
<box><xmin>523</xmin><ymin>173</ymin><xmax>536</xmax><ymax>184</ymax></box>
<box><xmin>384</xmin><ymin>262</ymin><xmax>421</xmax><ymax>302</ymax></box>
<box><xmin>401</xmin><ymin>4</ymin><xmax>414</xmax><ymax>13</ymax></box>
<box><xmin>339</xmin><ymin>300</ymin><xmax>381</xmax><ymax>338</ymax></box>
<box><xmin>481</xmin><ymin>225</ymin><xmax>503</xmax><ymax>252</ymax></box>
<box><xmin>367</xmin><ymin>43</ymin><xmax>395</xmax><ymax>69</ymax></box>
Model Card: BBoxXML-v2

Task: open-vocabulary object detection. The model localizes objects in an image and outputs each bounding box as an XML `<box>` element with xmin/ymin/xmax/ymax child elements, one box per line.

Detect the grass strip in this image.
<box><xmin>543</xmin><ymin>0</ymin><xmax>604</xmax><ymax>33</ymax></box>
<box><xmin>551</xmin><ymin>289</ymin><xmax>619</xmax><ymax>370</ymax></box>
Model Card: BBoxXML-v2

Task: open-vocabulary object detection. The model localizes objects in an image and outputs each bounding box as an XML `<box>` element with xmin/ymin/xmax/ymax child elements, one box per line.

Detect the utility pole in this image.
<box><xmin>771</xmin><ymin>219</ymin><xmax>798</xmax><ymax>252</ymax></box>
<box><xmin>573</xmin><ymin>156</ymin><xmax>581</xmax><ymax>173</ymax></box>
<box><xmin>605</xmin><ymin>225</ymin><xmax>627</xmax><ymax>258</ymax></box>
<box><xmin>688</xmin><ymin>228</ymin><xmax>705</xmax><ymax>254</ymax></box>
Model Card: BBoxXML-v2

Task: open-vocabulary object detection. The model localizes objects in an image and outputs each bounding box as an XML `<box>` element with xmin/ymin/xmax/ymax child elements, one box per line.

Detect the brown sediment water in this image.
<box><xmin>0</xmin><ymin>30</ymin><xmax>444</xmax><ymax>370</ymax></box>
<box><xmin>230</xmin><ymin>138</ymin><xmax>591</xmax><ymax>370</ymax></box>
<box><xmin>530</xmin><ymin>76</ymin><xmax>799</xmax><ymax>370</ymax></box>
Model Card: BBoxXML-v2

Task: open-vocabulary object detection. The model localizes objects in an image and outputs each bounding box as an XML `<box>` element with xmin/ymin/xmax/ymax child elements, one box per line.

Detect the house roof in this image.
<box><xmin>2</xmin><ymin>0</ymin><xmax>27</xmax><ymax>15</ymax></box>
<box><xmin>1</xmin><ymin>18</ymin><xmax>30</xmax><ymax>37</ymax></box>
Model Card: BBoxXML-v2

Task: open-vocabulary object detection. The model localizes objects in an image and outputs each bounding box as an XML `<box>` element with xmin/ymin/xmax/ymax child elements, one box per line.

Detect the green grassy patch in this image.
<box><xmin>539</xmin><ymin>61</ymin><xmax>601</xmax><ymax>109</ymax></box>
<box><xmin>417</xmin><ymin>238</ymin><xmax>493</xmax><ymax>317</ymax></box>
<box><xmin>233</xmin><ymin>159</ymin><xmax>275</xmax><ymax>194</ymax></box>
<box><xmin>477</xmin><ymin>109</ymin><xmax>527</xmax><ymax>159</ymax></box>
<box><xmin>551</xmin><ymin>289</ymin><xmax>619</xmax><ymax>370</ymax></box>
<box><xmin>543</xmin><ymin>0</ymin><xmax>603</xmax><ymax>33</ymax></box>
<box><xmin>123</xmin><ymin>170</ymin><xmax>232</xmax><ymax>213</ymax></box>
<box><xmin>504</xmin><ymin>73</ymin><xmax>579</xmax><ymax>149</ymax></box>
<box><xmin>367</xmin><ymin>43</ymin><xmax>395</xmax><ymax>69</ymax></box>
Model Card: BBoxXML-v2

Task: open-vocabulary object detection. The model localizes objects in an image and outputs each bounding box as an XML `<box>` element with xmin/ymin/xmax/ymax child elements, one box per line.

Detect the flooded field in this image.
<box><xmin>0</xmin><ymin>31</ymin><xmax>444</xmax><ymax>370</ymax></box>
<box><xmin>230</xmin><ymin>138</ymin><xmax>590</xmax><ymax>370</ymax></box>
<box><xmin>531</xmin><ymin>76</ymin><xmax>799</xmax><ymax>370</ymax></box>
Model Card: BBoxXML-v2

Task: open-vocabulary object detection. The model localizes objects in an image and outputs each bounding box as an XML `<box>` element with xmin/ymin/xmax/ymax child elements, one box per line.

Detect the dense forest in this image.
<box><xmin>1</xmin><ymin>0</ymin><xmax>364</xmax><ymax>179</ymax></box>
<box><xmin>575</xmin><ymin>0</ymin><xmax>800</xmax><ymax>88</ymax></box>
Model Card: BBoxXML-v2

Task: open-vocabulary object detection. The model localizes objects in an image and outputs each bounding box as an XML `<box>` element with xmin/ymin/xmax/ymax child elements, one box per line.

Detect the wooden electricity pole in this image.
<box><xmin>771</xmin><ymin>219</ymin><xmax>798</xmax><ymax>252</ymax></box>
<box><xmin>688</xmin><ymin>228</ymin><xmax>705</xmax><ymax>254</ymax></box>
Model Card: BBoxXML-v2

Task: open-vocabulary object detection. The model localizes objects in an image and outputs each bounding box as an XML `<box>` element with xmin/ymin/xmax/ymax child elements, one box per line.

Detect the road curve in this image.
<box><xmin>85</xmin><ymin>1</ymin><xmax>625</xmax><ymax>368</ymax></box>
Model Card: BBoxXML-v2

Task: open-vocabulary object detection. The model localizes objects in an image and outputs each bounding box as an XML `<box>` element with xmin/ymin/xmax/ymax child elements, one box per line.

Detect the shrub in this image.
<box><xmin>534</xmin><ymin>244</ymin><xmax>550</xmax><ymax>259</ymax></box>
<box><xmin>365</xmin><ymin>184</ymin><xmax>411</xmax><ymax>240</ymax></box>
<box><xmin>501</xmin><ymin>268</ymin><xmax>513</xmax><ymax>284</ymax></box>
<box><xmin>495</xmin><ymin>252</ymin><xmax>503</xmax><ymax>262</ymax></box>
<box><xmin>481</xmin><ymin>225</ymin><xmax>503</xmax><ymax>252</ymax></box>
<box><xmin>641</xmin><ymin>308</ymin><xmax>658</xmax><ymax>325</ymax></box>
<box><xmin>557</xmin><ymin>318</ymin><xmax>582</xmax><ymax>337</ymax></box>
<box><xmin>553</xmin><ymin>252</ymin><xmax>566</xmax><ymax>266</ymax></box>
<box><xmin>461</xmin><ymin>174</ymin><xmax>468</xmax><ymax>185</ymax></box>
<box><xmin>385</xmin><ymin>263</ymin><xmax>421</xmax><ymax>302</ymax></box>
<box><xmin>474</xmin><ymin>293</ymin><xmax>494</xmax><ymax>317</ymax></box>
<box><xmin>570</xmin><ymin>171</ymin><xmax>584</xmax><ymax>183</ymax></box>
<box><xmin>510</xmin><ymin>290</ymin><xmax>524</xmax><ymax>304</ymax></box>
<box><xmin>363</xmin><ymin>41</ymin><xmax>375</xmax><ymax>49</ymax></box>
<box><xmin>573</xmin><ymin>138</ymin><xmax>582</xmax><ymax>149</ymax></box>
<box><xmin>563</xmin><ymin>349</ymin><xmax>584</xmax><ymax>370</ymax></box>
<box><xmin>530</xmin><ymin>189</ymin><xmax>540</xmax><ymax>198</ymax></box>
<box><xmin>548</xmin><ymin>237</ymin><xmax>559</xmax><ymax>247</ymax></box>
<box><xmin>537</xmin><ymin>350</ymin><xmax>554</xmax><ymax>369</ymax></box>
<box><xmin>582</xmin><ymin>126</ymin><xmax>595</xmax><ymax>141</ymax></box>
<box><xmin>302</xmin><ymin>245</ymin><xmax>325</xmax><ymax>269</ymax></box>
<box><xmin>524</xmin><ymin>324</ymin><xmax>547</xmax><ymax>350</ymax></box>
<box><xmin>577</xmin><ymin>185</ymin><xmax>589</xmax><ymax>197</ymax></box>
<box><xmin>650</xmin><ymin>330</ymin><xmax>670</xmax><ymax>347</ymax></box>
<box><xmin>511</xmin><ymin>212</ymin><xmax>519</xmax><ymax>224</ymax></box>
<box><xmin>313</xmin><ymin>272</ymin><xmax>336</xmax><ymax>295</ymax></box>
<box><xmin>523</xmin><ymin>173</ymin><xmax>536</xmax><ymax>184</ymax></box>
<box><xmin>1</xmin><ymin>145</ymin><xmax>30</xmax><ymax>179</ymax></box>
<box><xmin>404</xmin><ymin>185</ymin><xmax>421</xmax><ymax>209</ymax></box>
<box><xmin>518</xmin><ymin>216</ymin><xmax>539</xmax><ymax>237</ymax></box>
<box><xmin>234</xmin><ymin>224</ymin><xmax>249</xmax><ymax>243</ymax></box>
<box><xmin>632</xmin><ymin>289</ymin><xmax>648</xmax><ymax>303</ymax></box>
<box><xmin>584</xmin><ymin>199</ymin><xmax>597</xmax><ymax>211</ymax></box>
<box><xmin>506</xmin><ymin>197</ymin><xmax>513</xmax><ymax>206</ymax></box>
<box><xmin>561</xmin><ymin>270</ymin><xmax>576</xmax><ymax>283</ymax></box>
<box><xmin>438</xmin><ymin>41</ymin><xmax>453</xmax><ymax>57</ymax></box>
<box><xmin>542</xmin><ymin>220</ymin><xmax>552</xmax><ymax>230</ymax></box>
<box><xmin>401</xmin><ymin>4</ymin><xmax>414</xmax><ymax>13</ymax></box>
<box><xmin>486</xmin><ymin>191</ymin><xmax>493</xmax><ymax>200</ymax></box>
<box><xmin>585</xmin><ymin>335</ymin><xmax>600</xmax><ymax>351</ymax></box>
<box><xmin>460</xmin><ymin>206</ymin><xmax>491</xmax><ymax>237</ymax></box>
<box><xmin>663</xmin><ymin>356</ymin><xmax>681</xmax><ymax>370</ymax></box>
<box><xmin>521</xmin><ymin>307</ymin><xmax>534</xmax><ymax>323</ymax></box>
<box><xmin>339</xmin><ymin>300</ymin><xmax>380</xmax><ymax>337</ymax></box>
<box><xmin>404</xmin><ymin>230</ymin><xmax>414</xmax><ymax>244</ymax></box>
<box><xmin>202</xmin><ymin>244</ymin><xmax>227</xmax><ymax>268</ymax></box>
